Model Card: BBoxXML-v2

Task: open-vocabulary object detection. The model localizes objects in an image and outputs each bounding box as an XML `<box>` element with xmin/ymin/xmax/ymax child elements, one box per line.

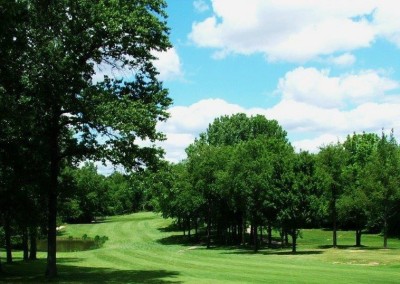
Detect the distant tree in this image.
<box><xmin>186</xmin><ymin>142</ymin><xmax>229</xmax><ymax>248</ymax></box>
<box><xmin>364</xmin><ymin>131</ymin><xmax>400</xmax><ymax>248</ymax></box>
<box><xmin>317</xmin><ymin>143</ymin><xmax>347</xmax><ymax>248</ymax></box>
<box><xmin>278</xmin><ymin>151</ymin><xmax>319</xmax><ymax>253</ymax></box>
<box><xmin>339</xmin><ymin>133</ymin><xmax>379</xmax><ymax>246</ymax></box>
<box><xmin>229</xmin><ymin>137</ymin><xmax>292</xmax><ymax>252</ymax></box>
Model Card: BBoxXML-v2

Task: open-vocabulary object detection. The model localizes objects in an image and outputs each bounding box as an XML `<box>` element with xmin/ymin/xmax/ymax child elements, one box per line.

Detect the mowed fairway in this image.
<box><xmin>2</xmin><ymin>212</ymin><xmax>400</xmax><ymax>283</ymax></box>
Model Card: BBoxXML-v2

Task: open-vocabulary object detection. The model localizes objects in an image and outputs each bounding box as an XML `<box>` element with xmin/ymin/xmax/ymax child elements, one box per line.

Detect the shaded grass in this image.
<box><xmin>1</xmin><ymin>258</ymin><xmax>181</xmax><ymax>283</ymax></box>
<box><xmin>2</xmin><ymin>212</ymin><xmax>400</xmax><ymax>283</ymax></box>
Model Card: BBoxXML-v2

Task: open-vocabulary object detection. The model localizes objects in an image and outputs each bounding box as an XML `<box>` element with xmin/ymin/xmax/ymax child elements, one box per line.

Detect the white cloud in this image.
<box><xmin>277</xmin><ymin>67</ymin><xmax>399</xmax><ymax>108</ymax></box>
<box><xmin>193</xmin><ymin>0</ymin><xmax>210</xmax><ymax>13</ymax></box>
<box><xmin>152</xmin><ymin>48</ymin><xmax>183</xmax><ymax>81</ymax></box>
<box><xmin>293</xmin><ymin>134</ymin><xmax>344</xmax><ymax>153</ymax></box>
<box><xmin>327</xmin><ymin>53</ymin><xmax>356</xmax><ymax>67</ymax></box>
<box><xmin>157</xmin><ymin>99</ymin><xmax>247</xmax><ymax>162</ymax></box>
<box><xmin>372</xmin><ymin>0</ymin><xmax>400</xmax><ymax>47</ymax></box>
<box><xmin>158</xmin><ymin>65</ymin><xmax>400</xmax><ymax>162</ymax></box>
<box><xmin>159</xmin><ymin>98</ymin><xmax>400</xmax><ymax>162</ymax></box>
<box><xmin>189</xmin><ymin>0</ymin><xmax>400</xmax><ymax>62</ymax></box>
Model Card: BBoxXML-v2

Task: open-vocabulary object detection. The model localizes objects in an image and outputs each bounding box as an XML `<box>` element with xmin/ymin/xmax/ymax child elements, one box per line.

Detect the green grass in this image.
<box><xmin>2</xmin><ymin>212</ymin><xmax>400</xmax><ymax>283</ymax></box>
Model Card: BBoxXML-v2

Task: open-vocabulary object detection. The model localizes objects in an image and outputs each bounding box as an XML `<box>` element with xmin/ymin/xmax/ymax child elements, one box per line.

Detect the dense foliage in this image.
<box><xmin>0</xmin><ymin>0</ymin><xmax>171</xmax><ymax>277</ymax></box>
<box><xmin>150</xmin><ymin>114</ymin><xmax>400</xmax><ymax>253</ymax></box>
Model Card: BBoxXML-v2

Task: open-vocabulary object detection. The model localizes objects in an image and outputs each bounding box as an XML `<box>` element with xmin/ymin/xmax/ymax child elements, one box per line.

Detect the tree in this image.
<box><xmin>186</xmin><ymin>142</ymin><xmax>230</xmax><ymax>248</ymax></box>
<box><xmin>278</xmin><ymin>151</ymin><xmax>319</xmax><ymax>253</ymax></box>
<box><xmin>1</xmin><ymin>0</ymin><xmax>171</xmax><ymax>278</ymax></box>
<box><xmin>229</xmin><ymin>137</ymin><xmax>292</xmax><ymax>252</ymax></box>
<box><xmin>339</xmin><ymin>133</ymin><xmax>379</xmax><ymax>246</ymax></box>
<box><xmin>364</xmin><ymin>131</ymin><xmax>400</xmax><ymax>248</ymax></box>
<box><xmin>317</xmin><ymin>143</ymin><xmax>346</xmax><ymax>248</ymax></box>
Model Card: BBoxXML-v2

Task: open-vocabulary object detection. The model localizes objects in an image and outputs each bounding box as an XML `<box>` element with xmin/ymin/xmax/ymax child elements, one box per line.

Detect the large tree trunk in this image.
<box><xmin>5</xmin><ymin>216</ymin><xmax>12</xmax><ymax>264</ymax></box>
<box><xmin>253</xmin><ymin>224</ymin><xmax>258</xmax><ymax>252</ymax></box>
<box><xmin>332</xmin><ymin>199</ymin><xmax>337</xmax><ymax>248</ymax></box>
<box><xmin>187</xmin><ymin>218</ymin><xmax>191</xmax><ymax>238</ymax></box>
<box><xmin>29</xmin><ymin>226</ymin><xmax>38</xmax><ymax>260</ymax></box>
<box><xmin>241</xmin><ymin>215</ymin><xmax>246</xmax><ymax>245</ymax></box>
<box><xmin>46</xmin><ymin>113</ymin><xmax>60</xmax><ymax>279</ymax></box>
<box><xmin>383</xmin><ymin>217</ymin><xmax>388</xmax><ymax>248</ymax></box>
<box><xmin>206</xmin><ymin>202</ymin><xmax>211</xmax><ymax>249</ymax></box>
<box><xmin>284</xmin><ymin>231</ymin><xmax>289</xmax><ymax>246</ymax></box>
<box><xmin>22</xmin><ymin>226</ymin><xmax>29</xmax><ymax>261</ymax></box>
<box><xmin>291</xmin><ymin>229</ymin><xmax>297</xmax><ymax>253</ymax></box>
<box><xmin>355</xmin><ymin>229</ymin><xmax>362</xmax><ymax>247</ymax></box>
<box><xmin>267</xmin><ymin>224</ymin><xmax>272</xmax><ymax>247</ymax></box>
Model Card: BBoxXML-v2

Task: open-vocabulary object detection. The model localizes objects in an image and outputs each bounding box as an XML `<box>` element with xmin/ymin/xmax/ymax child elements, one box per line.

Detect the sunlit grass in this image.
<box><xmin>2</xmin><ymin>212</ymin><xmax>400</xmax><ymax>283</ymax></box>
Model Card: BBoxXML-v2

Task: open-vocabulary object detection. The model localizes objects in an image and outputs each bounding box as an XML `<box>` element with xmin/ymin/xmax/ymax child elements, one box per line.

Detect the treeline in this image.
<box><xmin>150</xmin><ymin>113</ymin><xmax>400</xmax><ymax>253</ymax></box>
<box><xmin>0</xmin><ymin>162</ymin><xmax>151</xmax><ymax>265</ymax></box>
<box><xmin>0</xmin><ymin>0</ymin><xmax>171</xmax><ymax>277</ymax></box>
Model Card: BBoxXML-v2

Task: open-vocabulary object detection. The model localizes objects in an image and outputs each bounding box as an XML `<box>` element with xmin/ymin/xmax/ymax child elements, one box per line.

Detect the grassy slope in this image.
<box><xmin>2</xmin><ymin>212</ymin><xmax>400</xmax><ymax>283</ymax></box>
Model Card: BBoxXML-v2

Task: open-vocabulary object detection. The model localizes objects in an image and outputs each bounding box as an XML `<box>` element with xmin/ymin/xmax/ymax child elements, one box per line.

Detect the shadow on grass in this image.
<box><xmin>221</xmin><ymin>248</ymin><xmax>323</xmax><ymax>256</ymax></box>
<box><xmin>0</xmin><ymin>258</ymin><xmax>182</xmax><ymax>283</ymax></box>
<box><xmin>156</xmin><ymin>234</ymin><xmax>201</xmax><ymax>247</ymax></box>
<box><xmin>317</xmin><ymin>244</ymin><xmax>384</xmax><ymax>250</ymax></box>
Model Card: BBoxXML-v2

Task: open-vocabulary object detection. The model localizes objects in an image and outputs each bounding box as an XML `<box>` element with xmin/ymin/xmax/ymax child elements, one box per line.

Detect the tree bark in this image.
<box><xmin>206</xmin><ymin>202</ymin><xmax>211</xmax><ymax>249</ymax></box>
<box><xmin>241</xmin><ymin>215</ymin><xmax>246</xmax><ymax>245</ymax></box>
<box><xmin>267</xmin><ymin>224</ymin><xmax>272</xmax><ymax>247</ymax></box>
<box><xmin>5</xmin><ymin>216</ymin><xmax>12</xmax><ymax>264</ymax></box>
<box><xmin>46</xmin><ymin>111</ymin><xmax>60</xmax><ymax>279</ymax></box>
<box><xmin>253</xmin><ymin>224</ymin><xmax>258</xmax><ymax>252</ymax></box>
<box><xmin>383</xmin><ymin>217</ymin><xmax>388</xmax><ymax>249</ymax></box>
<box><xmin>187</xmin><ymin>218</ymin><xmax>191</xmax><ymax>238</ymax></box>
<box><xmin>291</xmin><ymin>229</ymin><xmax>297</xmax><ymax>253</ymax></box>
<box><xmin>284</xmin><ymin>231</ymin><xmax>289</xmax><ymax>246</ymax></box>
<box><xmin>332</xmin><ymin>197</ymin><xmax>337</xmax><ymax>248</ymax></box>
<box><xmin>29</xmin><ymin>227</ymin><xmax>37</xmax><ymax>260</ymax></box>
<box><xmin>355</xmin><ymin>229</ymin><xmax>362</xmax><ymax>247</ymax></box>
<box><xmin>22</xmin><ymin>226</ymin><xmax>29</xmax><ymax>261</ymax></box>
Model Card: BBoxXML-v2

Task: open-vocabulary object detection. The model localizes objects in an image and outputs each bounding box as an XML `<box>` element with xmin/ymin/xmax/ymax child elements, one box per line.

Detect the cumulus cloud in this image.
<box><xmin>158</xmin><ymin>66</ymin><xmax>400</xmax><ymax>162</ymax></box>
<box><xmin>292</xmin><ymin>134</ymin><xmax>344</xmax><ymax>153</ymax></box>
<box><xmin>152</xmin><ymin>47</ymin><xmax>183</xmax><ymax>81</ymax></box>
<box><xmin>159</xmin><ymin>98</ymin><xmax>400</xmax><ymax>162</ymax></box>
<box><xmin>189</xmin><ymin>0</ymin><xmax>400</xmax><ymax>62</ymax></box>
<box><xmin>276</xmin><ymin>67</ymin><xmax>399</xmax><ymax>108</ymax></box>
<box><xmin>327</xmin><ymin>53</ymin><xmax>356</xmax><ymax>67</ymax></box>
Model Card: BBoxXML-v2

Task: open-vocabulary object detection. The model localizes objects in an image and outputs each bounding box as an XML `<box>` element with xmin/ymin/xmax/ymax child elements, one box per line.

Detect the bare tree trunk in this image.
<box><xmin>241</xmin><ymin>215</ymin><xmax>246</xmax><ymax>245</ymax></box>
<box><xmin>46</xmin><ymin>112</ymin><xmax>60</xmax><ymax>279</ymax></box>
<box><xmin>188</xmin><ymin>218</ymin><xmax>191</xmax><ymax>238</ymax></box>
<box><xmin>291</xmin><ymin>229</ymin><xmax>297</xmax><ymax>253</ymax></box>
<box><xmin>355</xmin><ymin>229</ymin><xmax>362</xmax><ymax>247</ymax></box>
<box><xmin>29</xmin><ymin>226</ymin><xmax>37</xmax><ymax>260</ymax></box>
<box><xmin>267</xmin><ymin>224</ymin><xmax>272</xmax><ymax>247</ymax></box>
<box><xmin>22</xmin><ymin>226</ymin><xmax>29</xmax><ymax>261</ymax></box>
<box><xmin>207</xmin><ymin>203</ymin><xmax>211</xmax><ymax>249</ymax></box>
<box><xmin>5</xmin><ymin>216</ymin><xmax>12</xmax><ymax>264</ymax></box>
<box><xmin>284</xmin><ymin>231</ymin><xmax>289</xmax><ymax>246</ymax></box>
<box><xmin>332</xmin><ymin>197</ymin><xmax>337</xmax><ymax>248</ymax></box>
<box><xmin>383</xmin><ymin>217</ymin><xmax>388</xmax><ymax>248</ymax></box>
<box><xmin>253</xmin><ymin>224</ymin><xmax>258</xmax><ymax>252</ymax></box>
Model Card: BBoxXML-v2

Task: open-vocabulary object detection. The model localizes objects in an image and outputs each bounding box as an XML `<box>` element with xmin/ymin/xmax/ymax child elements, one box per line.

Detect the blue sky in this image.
<box><xmin>147</xmin><ymin>0</ymin><xmax>400</xmax><ymax>163</ymax></box>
